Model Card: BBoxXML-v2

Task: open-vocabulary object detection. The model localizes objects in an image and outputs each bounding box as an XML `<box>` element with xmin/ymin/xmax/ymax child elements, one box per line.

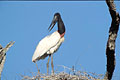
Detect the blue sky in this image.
<box><xmin>0</xmin><ymin>1</ymin><xmax>120</xmax><ymax>80</ymax></box>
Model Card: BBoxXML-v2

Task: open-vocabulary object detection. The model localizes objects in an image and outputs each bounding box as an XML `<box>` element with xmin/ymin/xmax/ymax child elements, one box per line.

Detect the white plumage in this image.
<box><xmin>32</xmin><ymin>13</ymin><xmax>65</xmax><ymax>74</ymax></box>
<box><xmin>32</xmin><ymin>31</ymin><xmax>64</xmax><ymax>62</ymax></box>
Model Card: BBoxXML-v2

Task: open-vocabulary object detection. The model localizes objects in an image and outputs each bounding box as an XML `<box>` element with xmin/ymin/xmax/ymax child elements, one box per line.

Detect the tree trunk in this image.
<box><xmin>104</xmin><ymin>0</ymin><xmax>120</xmax><ymax>80</ymax></box>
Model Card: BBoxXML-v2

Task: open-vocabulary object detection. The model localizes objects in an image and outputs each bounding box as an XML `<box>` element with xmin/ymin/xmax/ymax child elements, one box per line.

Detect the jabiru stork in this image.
<box><xmin>32</xmin><ymin>13</ymin><xmax>65</xmax><ymax>74</ymax></box>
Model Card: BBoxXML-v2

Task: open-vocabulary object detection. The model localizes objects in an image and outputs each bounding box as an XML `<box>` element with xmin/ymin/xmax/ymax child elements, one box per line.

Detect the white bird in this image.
<box><xmin>32</xmin><ymin>13</ymin><xmax>66</xmax><ymax>74</ymax></box>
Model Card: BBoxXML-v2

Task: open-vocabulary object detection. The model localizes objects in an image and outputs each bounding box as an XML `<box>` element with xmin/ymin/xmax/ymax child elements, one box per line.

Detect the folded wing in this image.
<box><xmin>32</xmin><ymin>31</ymin><xmax>61</xmax><ymax>62</ymax></box>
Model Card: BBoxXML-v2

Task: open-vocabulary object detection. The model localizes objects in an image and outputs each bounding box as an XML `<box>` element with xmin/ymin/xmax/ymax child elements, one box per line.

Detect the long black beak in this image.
<box><xmin>48</xmin><ymin>17</ymin><xmax>57</xmax><ymax>31</ymax></box>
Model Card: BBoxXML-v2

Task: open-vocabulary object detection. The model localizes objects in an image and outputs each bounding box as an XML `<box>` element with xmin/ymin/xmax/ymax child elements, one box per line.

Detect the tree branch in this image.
<box><xmin>0</xmin><ymin>41</ymin><xmax>15</xmax><ymax>79</ymax></box>
<box><xmin>104</xmin><ymin>0</ymin><xmax>120</xmax><ymax>80</ymax></box>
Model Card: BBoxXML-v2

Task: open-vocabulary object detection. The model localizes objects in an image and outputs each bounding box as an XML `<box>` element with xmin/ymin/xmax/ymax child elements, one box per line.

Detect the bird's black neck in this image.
<box><xmin>58</xmin><ymin>17</ymin><xmax>65</xmax><ymax>35</ymax></box>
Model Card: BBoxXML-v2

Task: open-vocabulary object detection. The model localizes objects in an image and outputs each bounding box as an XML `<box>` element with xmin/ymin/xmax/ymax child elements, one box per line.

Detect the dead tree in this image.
<box><xmin>0</xmin><ymin>41</ymin><xmax>15</xmax><ymax>79</ymax></box>
<box><xmin>104</xmin><ymin>0</ymin><xmax>120</xmax><ymax>80</ymax></box>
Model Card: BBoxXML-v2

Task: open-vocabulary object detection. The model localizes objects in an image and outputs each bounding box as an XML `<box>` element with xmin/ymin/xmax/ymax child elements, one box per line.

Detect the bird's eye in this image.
<box><xmin>54</xmin><ymin>16</ymin><xmax>57</xmax><ymax>19</ymax></box>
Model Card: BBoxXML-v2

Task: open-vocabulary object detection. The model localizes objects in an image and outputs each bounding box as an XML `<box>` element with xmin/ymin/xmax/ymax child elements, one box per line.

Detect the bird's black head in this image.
<box><xmin>53</xmin><ymin>13</ymin><xmax>61</xmax><ymax>21</ymax></box>
<box><xmin>48</xmin><ymin>13</ymin><xmax>61</xmax><ymax>31</ymax></box>
<box><xmin>54</xmin><ymin>13</ymin><xmax>60</xmax><ymax>16</ymax></box>
<box><xmin>48</xmin><ymin>12</ymin><xmax>65</xmax><ymax>36</ymax></box>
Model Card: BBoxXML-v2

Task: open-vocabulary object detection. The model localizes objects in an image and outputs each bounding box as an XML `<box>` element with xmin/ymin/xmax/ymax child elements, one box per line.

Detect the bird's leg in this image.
<box><xmin>35</xmin><ymin>63</ymin><xmax>40</xmax><ymax>76</ymax></box>
<box><xmin>47</xmin><ymin>55</ymin><xmax>50</xmax><ymax>75</ymax></box>
<box><xmin>51</xmin><ymin>54</ymin><xmax>54</xmax><ymax>75</ymax></box>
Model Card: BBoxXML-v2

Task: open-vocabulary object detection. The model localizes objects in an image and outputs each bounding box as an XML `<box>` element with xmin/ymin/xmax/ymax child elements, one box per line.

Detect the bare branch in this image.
<box><xmin>0</xmin><ymin>41</ymin><xmax>15</xmax><ymax>79</ymax></box>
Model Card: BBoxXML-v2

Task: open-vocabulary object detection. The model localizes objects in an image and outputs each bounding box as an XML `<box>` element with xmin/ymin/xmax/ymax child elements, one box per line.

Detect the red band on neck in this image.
<box><xmin>60</xmin><ymin>32</ymin><xmax>65</xmax><ymax>38</ymax></box>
